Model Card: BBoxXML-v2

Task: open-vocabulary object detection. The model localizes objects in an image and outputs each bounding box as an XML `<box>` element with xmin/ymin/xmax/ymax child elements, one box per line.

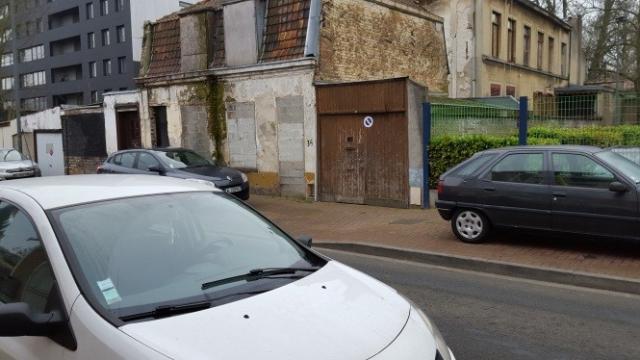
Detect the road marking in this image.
<box><xmin>320</xmin><ymin>248</ymin><xmax>640</xmax><ymax>300</ymax></box>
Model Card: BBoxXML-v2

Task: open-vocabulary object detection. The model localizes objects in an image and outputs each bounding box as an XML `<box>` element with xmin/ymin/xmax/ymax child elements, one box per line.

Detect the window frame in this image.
<box><xmin>0</xmin><ymin>198</ymin><xmax>59</xmax><ymax>311</ymax></box>
<box><xmin>507</xmin><ymin>18</ymin><xmax>516</xmax><ymax>63</ymax></box>
<box><xmin>482</xmin><ymin>151</ymin><xmax>548</xmax><ymax>185</ymax></box>
<box><xmin>550</xmin><ymin>151</ymin><xmax>628</xmax><ymax>189</ymax></box>
<box><xmin>491</xmin><ymin>11</ymin><xmax>501</xmax><ymax>58</ymax></box>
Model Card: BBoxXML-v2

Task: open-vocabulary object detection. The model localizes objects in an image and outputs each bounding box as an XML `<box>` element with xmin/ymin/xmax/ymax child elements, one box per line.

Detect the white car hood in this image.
<box><xmin>120</xmin><ymin>261</ymin><xmax>410</xmax><ymax>360</ymax></box>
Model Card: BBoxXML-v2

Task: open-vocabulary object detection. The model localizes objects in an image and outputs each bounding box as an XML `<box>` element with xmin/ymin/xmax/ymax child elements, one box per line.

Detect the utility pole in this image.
<box><xmin>615</xmin><ymin>16</ymin><xmax>627</xmax><ymax>125</ymax></box>
<box><xmin>9</xmin><ymin>0</ymin><xmax>21</xmax><ymax>152</ymax></box>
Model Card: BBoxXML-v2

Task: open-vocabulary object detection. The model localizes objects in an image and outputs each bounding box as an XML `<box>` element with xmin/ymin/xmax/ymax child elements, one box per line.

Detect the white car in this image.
<box><xmin>0</xmin><ymin>175</ymin><xmax>455</xmax><ymax>360</ymax></box>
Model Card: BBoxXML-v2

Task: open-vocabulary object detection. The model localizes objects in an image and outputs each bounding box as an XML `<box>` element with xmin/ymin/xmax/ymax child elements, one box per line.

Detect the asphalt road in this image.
<box><xmin>319</xmin><ymin>248</ymin><xmax>640</xmax><ymax>360</ymax></box>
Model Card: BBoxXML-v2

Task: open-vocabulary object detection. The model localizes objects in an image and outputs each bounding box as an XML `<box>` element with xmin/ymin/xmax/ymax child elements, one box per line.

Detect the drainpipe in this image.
<box><xmin>473</xmin><ymin>0</ymin><xmax>482</xmax><ymax>97</ymax></box>
<box><xmin>304</xmin><ymin>0</ymin><xmax>321</xmax><ymax>57</ymax></box>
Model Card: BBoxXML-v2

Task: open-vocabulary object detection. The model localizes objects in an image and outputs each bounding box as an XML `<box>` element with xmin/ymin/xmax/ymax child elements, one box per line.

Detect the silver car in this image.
<box><xmin>0</xmin><ymin>148</ymin><xmax>40</xmax><ymax>180</ymax></box>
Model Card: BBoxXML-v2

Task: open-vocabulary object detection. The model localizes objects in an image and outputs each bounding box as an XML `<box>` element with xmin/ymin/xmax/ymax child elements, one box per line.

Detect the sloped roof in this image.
<box><xmin>146</xmin><ymin>19</ymin><xmax>182</xmax><ymax>76</ymax></box>
<box><xmin>261</xmin><ymin>0</ymin><xmax>311</xmax><ymax>62</ymax></box>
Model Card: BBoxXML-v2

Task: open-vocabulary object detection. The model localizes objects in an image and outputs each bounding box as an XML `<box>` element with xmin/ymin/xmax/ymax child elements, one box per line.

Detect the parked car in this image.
<box><xmin>436</xmin><ymin>145</ymin><xmax>640</xmax><ymax>243</ymax></box>
<box><xmin>97</xmin><ymin>148</ymin><xmax>250</xmax><ymax>200</ymax></box>
<box><xmin>0</xmin><ymin>175</ymin><xmax>454</xmax><ymax>360</ymax></box>
<box><xmin>0</xmin><ymin>148</ymin><xmax>40</xmax><ymax>180</ymax></box>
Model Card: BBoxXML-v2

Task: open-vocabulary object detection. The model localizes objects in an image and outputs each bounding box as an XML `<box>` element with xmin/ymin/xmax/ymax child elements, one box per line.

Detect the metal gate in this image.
<box><xmin>317</xmin><ymin>78</ymin><xmax>409</xmax><ymax>208</ymax></box>
<box><xmin>35</xmin><ymin>131</ymin><xmax>65</xmax><ymax>176</ymax></box>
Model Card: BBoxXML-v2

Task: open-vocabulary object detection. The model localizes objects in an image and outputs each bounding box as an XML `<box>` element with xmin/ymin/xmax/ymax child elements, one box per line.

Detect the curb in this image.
<box><xmin>315</xmin><ymin>242</ymin><xmax>640</xmax><ymax>296</ymax></box>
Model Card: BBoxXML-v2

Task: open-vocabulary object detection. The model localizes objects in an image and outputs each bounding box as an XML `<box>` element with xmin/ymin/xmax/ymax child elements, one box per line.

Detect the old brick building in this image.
<box><xmin>135</xmin><ymin>0</ymin><xmax>449</xmax><ymax>206</ymax></box>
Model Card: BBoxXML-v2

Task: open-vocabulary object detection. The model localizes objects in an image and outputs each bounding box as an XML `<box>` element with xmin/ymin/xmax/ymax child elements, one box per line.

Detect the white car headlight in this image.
<box><xmin>241</xmin><ymin>172</ymin><xmax>248</xmax><ymax>183</ymax></box>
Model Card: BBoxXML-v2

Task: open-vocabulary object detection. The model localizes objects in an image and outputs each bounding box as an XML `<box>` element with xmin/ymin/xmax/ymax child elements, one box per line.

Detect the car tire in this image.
<box><xmin>451</xmin><ymin>209</ymin><xmax>490</xmax><ymax>243</ymax></box>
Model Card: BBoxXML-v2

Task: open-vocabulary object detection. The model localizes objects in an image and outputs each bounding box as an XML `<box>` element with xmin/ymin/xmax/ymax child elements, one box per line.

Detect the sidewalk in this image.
<box><xmin>248</xmin><ymin>195</ymin><xmax>640</xmax><ymax>281</ymax></box>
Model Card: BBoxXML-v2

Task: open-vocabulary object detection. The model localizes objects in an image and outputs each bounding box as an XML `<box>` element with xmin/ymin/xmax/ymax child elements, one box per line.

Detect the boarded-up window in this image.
<box><xmin>276</xmin><ymin>96</ymin><xmax>305</xmax><ymax>196</ymax></box>
<box><xmin>490</xmin><ymin>84</ymin><xmax>501</xmax><ymax>97</ymax></box>
<box><xmin>226</xmin><ymin>102</ymin><xmax>257</xmax><ymax>169</ymax></box>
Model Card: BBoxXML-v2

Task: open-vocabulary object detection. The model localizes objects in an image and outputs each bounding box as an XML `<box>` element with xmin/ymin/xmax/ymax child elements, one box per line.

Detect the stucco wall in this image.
<box><xmin>140</xmin><ymin>84</ymin><xmax>191</xmax><ymax>149</ymax></box>
<box><xmin>317</xmin><ymin>0</ymin><xmax>449</xmax><ymax>93</ymax></box>
<box><xmin>221</xmin><ymin>68</ymin><xmax>317</xmax><ymax>196</ymax></box>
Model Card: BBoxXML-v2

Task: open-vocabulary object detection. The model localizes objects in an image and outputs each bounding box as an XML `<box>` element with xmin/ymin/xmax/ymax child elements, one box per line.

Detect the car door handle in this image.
<box><xmin>552</xmin><ymin>192</ymin><xmax>566</xmax><ymax>198</ymax></box>
<box><xmin>483</xmin><ymin>187</ymin><xmax>496</xmax><ymax>192</ymax></box>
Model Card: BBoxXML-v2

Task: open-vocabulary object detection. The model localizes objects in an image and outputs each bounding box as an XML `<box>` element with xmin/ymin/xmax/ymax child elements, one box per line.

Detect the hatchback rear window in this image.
<box><xmin>451</xmin><ymin>154</ymin><xmax>497</xmax><ymax>177</ymax></box>
<box><xmin>490</xmin><ymin>153</ymin><xmax>544</xmax><ymax>184</ymax></box>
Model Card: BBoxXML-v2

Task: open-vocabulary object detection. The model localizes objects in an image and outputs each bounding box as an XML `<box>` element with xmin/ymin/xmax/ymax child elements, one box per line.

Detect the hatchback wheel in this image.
<box><xmin>452</xmin><ymin>209</ymin><xmax>490</xmax><ymax>243</ymax></box>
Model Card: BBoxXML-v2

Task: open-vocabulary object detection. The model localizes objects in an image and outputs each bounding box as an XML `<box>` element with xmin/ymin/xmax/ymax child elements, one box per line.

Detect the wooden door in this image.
<box><xmin>116</xmin><ymin>111</ymin><xmax>141</xmax><ymax>150</ymax></box>
<box><xmin>317</xmin><ymin>78</ymin><xmax>409</xmax><ymax>208</ymax></box>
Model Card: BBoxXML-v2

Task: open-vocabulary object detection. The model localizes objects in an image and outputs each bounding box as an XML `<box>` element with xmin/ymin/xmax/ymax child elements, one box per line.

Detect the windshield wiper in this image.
<box><xmin>119</xmin><ymin>301</ymin><xmax>211</xmax><ymax>322</ymax></box>
<box><xmin>201</xmin><ymin>267</ymin><xmax>320</xmax><ymax>291</ymax></box>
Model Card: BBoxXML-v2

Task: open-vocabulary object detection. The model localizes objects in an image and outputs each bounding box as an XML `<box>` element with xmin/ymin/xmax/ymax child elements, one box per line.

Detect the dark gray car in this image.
<box><xmin>436</xmin><ymin>145</ymin><xmax>640</xmax><ymax>243</ymax></box>
<box><xmin>97</xmin><ymin>148</ymin><xmax>250</xmax><ymax>200</ymax></box>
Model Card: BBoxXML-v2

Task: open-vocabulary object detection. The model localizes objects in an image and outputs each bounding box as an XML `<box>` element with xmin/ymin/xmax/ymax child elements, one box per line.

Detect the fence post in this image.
<box><xmin>422</xmin><ymin>102</ymin><xmax>431</xmax><ymax>209</ymax></box>
<box><xmin>519</xmin><ymin>96</ymin><xmax>528</xmax><ymax>145</ymax></box>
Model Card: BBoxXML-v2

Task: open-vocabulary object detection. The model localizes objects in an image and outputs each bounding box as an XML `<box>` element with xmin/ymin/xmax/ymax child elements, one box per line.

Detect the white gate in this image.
<box><xmin>36</xmin><ymin>132</ymin><xmax>65</xmax><ymax>176</ymax></box>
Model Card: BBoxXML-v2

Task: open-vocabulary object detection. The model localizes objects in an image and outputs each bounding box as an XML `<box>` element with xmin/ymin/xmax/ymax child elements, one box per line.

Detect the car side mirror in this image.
<box><xmin>0</xmin><ymin>303</ymin><xmax>63</xmax><ymax>337</ymax></box>
<box><xmin>296</xmin><ymin>236</ymin><xmax>313</xmax><ymax>248</ymax></box>
<box><xmin>609</xmin><ymin>181</ymin><xmax>628</xmax><ymax>193</ymax></box>
<box><xmin>148</xmin><ymin>165</ymin><xmax>165</xmax><ymax>175</ymax></box>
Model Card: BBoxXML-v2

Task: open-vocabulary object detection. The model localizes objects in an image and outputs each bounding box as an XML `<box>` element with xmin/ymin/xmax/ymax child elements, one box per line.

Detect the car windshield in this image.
<box><xmin>50</xmin><ymin>192</ymin><xmax>324</xmax><ymax>320</ymax></box>
<box><xmin>0</xmin><ymin>149</ymin><xmax>26</xmax><ymax>162</ymax></box>
<box><xmin>155</xmin><ymin>150</ymin><xmax>212</xmax><ymax>169</ymax></box>
<box><xmin>595</xmin><ymin>150</ymin><xmax>640</xmax><ymax>183</ymax></box>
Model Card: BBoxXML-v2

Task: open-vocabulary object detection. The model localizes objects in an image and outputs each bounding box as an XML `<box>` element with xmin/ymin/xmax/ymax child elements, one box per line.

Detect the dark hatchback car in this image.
<box><xmin>436</xmin><ymin>146</ymin><xmax>640</xmax><ymax>243</ymax></box>
<box><xmin>98</xmin><ymin>148</ymin><xmax>250</xmax><ymax>200</ymax></box>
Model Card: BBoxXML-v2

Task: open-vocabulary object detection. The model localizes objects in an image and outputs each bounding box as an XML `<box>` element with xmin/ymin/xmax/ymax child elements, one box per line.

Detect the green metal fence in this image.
<box><xmin>430</xmin><ymin>97</ymin><xmax>519</xmax><ymax>137</ymax></box>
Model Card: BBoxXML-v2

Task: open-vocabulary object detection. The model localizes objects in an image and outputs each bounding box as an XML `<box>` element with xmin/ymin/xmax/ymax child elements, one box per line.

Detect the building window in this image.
<box><xmin>101</xmin><ymin>28</ymin><xmax>110</xmax><ymax>46</ymax></box>
<box><xmin>561</xmin><ymin>42</ymin><xmax>568</xmax><ymax>77</ymax></box>
<box><xmin>91</xmin><ymin>90</ymin><xmax>99</xmax><ymax>103</ymax></box>
<box><xmin>21</xmin><ymin>71</ymin><xmax>46</xmax><ymax>88</ymax></box>
<box><xmin>507</xmin><ymin>19</ymin><xmax>516</xmax><ymax>63</ymax></box>
<box><xmin>506</xmin><ymin>86</ymin><xmax>516</xmax><ymax>97</ymax></box>
<box><xmin>523</xmin><ymin>26</ymin><xmax>531</xmax><ymax>67</ymax></box>
<box><xmin>1</xmin><ymin>53</ymin><xmax>13</xmax><ymax>67</ymax></box>
<box><xmin>490</xmin><ymin>84</ymin><xmax>501</xmax><ymax>97</ymax></box>
<box><xmin>1</xmin><ymin>77</ymin><xmax>14</xmax><ymax>90</ymax></box>
<box><xmin>88</xmin><ymin>32</ymin><xmax>96</xmax><ymax>49</ymax></box>
<box><xmin>103</xmin><ymin>59</ymin><xmax>112</xmax><ymax>76</ymax></box>
<box><xmin>36</xmin><ymin>18</ymin><xmax>44</xmax><ymax>33</ymax></box>
<box><xmin>1</xmin><ymin>28</ymin><xmax>13</xmax><ymax>43</ymax></box>
<box><xmin>86</xmin><ymin>2</ymin><xmax>95</xmax><ymax>19</ymax></box>
<box><xmin>115</xmin><ymin>0</ymin><xmax>124</xmax><ymax>12</ymax></box>
<box><xmin>548</xmin><ymin>37</ymin><xmax>554</xmax><ymax>73</ymax></box>
<box><xmin>19</xmin><ymin>45</ymin><xmax>45</xmax><ymax>63</ymax></box>
<box><xmin>21</xmin><ymin>97</ymin><xmax>47</xmax><ymax>112</ymax></box>
<box><xmin>491</xmin><ymin>12</ymin><xmax>501</xmax><ymax>58</ymax></box>
<box><xmin>0</xmin><ymin>5</ymin><xmax>8</xmax><ymax>20</ymax></box>
<box><xmin>537</xmin><ymin>32</ymin><xmax>544</xmax><ymax>70</ymax></box>
<box><xmin>100</xmin><ymin>0</ymin><xmax>109</xmax><ymax>16</ymax></box>
<box><xmin>89</xmin><ymin>61</ymin><xmax>97</xmax><ymax>78</ymax></box>
<box><xmin>3</xmin><ymin>100</ymin><xmax>14</xmax><ymax>110</ymax></box>
<box><xmin>117</xmin><ymin>56</ymin><xmax>126</xmax><ymax>74</ymax></box>
<box><xmin>116</xmin><ymin>25</ymin><xmax>125</xmax><ymax>43</ymax></box>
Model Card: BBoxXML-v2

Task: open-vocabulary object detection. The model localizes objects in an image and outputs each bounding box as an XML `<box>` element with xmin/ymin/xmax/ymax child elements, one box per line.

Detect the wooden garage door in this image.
<box><xmin>317</xmin><ymin>79</ymin><xmax>409</xmax><ymax>208</ymax></box>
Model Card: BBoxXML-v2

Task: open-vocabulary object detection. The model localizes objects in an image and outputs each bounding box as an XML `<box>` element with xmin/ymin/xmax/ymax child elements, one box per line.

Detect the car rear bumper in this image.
<box><xmin>435</xmin><ymin>200</ymin><xmax>456</xmax><ymax>220</ymax></box>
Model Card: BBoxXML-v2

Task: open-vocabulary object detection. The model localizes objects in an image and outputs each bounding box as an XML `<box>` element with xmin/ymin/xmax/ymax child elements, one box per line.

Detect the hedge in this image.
<box><xmin>428</xmin><ymin>126</ymin><xmax>640</xmax><ymax>188</ymax></box>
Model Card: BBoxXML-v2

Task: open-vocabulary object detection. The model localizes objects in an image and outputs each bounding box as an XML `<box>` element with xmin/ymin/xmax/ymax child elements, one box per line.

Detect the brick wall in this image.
<box><xmin>317</xmin><ymin>0</ymin><xmax>449</xmax><ymax>92</ymax></box>
<box><xmin>66</xmin><ymin>156</ymin><xmax>105</xmax><ymax>175</ymax></box>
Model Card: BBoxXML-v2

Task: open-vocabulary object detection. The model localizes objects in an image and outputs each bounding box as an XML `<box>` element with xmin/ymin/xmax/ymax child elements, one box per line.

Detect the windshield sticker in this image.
<box><xmin>97</xmin><ymin>278</ymin><xmax>122</xmax><ymax>305</ymax></box>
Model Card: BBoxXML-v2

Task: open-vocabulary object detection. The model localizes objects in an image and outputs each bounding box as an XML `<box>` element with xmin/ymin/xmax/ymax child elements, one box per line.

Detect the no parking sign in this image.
<box><xmin>363</xmin><ymin>116</ymin><xmax>374</xmax><ymax>128</ymax></box>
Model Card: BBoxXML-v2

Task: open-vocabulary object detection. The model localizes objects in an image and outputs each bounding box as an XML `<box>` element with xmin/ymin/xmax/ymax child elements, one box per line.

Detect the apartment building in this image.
<box><xmin>0</xmin><ymin>0</ymin><xmax>190</xmax><ymax>118</ymax></box>
<box><xmin>430</xmin><ymin>0</ymin><xmax>586</xmax><ymax>98</ymax></box>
